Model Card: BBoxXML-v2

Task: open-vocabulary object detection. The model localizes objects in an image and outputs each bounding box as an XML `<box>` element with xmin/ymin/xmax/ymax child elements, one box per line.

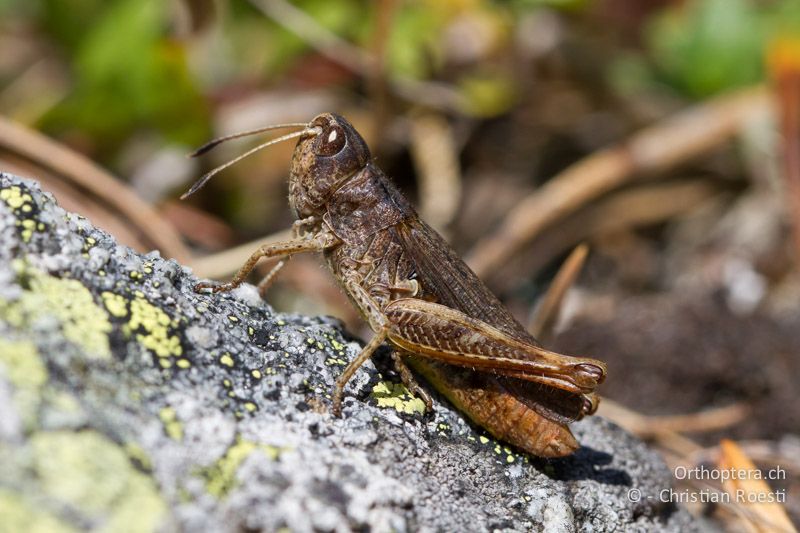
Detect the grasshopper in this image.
<box><xmin>184</xmin><ymin>113</ymin><xmax>606</xmax><ymax>457</ymax></box>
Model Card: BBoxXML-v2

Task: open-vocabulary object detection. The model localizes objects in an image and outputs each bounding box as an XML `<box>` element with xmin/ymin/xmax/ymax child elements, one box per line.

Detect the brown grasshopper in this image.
<box><xmin>183</xmin><ymin>113</ymin><xmax>606</xmax><ymax>457</ymax></box>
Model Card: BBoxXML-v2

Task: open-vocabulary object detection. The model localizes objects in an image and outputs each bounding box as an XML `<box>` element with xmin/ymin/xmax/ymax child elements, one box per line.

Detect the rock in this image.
<box><xmin>0</xmin><ymin>172</ymin><xmax>698</xmax><ymax>532</ymax></box>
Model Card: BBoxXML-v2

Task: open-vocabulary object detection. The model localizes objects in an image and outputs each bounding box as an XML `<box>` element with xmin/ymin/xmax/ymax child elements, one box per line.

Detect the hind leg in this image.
<box><xmin>391</xmin><ymin>351</ymin><xmax>433</xmax><ymax>413</ymax></box>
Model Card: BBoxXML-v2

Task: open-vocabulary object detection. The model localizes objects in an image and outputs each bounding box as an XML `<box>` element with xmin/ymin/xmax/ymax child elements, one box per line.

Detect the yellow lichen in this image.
<box><xmin>124</xmin><ymin>295</ymin><xmax>182</xmax><ymax>359</ymax></box>
<box><xmin>0</xmin><ymin>339</ymin><xmax>45</xmax><ymax>390</ymax></box>
<box><xmin>0</xmin><ymin>186</ymin><xmax>33</xmax><ymax>210</ymax></box>
<box><xmin>124</xmin><ymin>443</ymin><xmax>153</xmax><ymax>471</ymax></box>
<box><xmin>219</xmin><ymin>353</ymin><xmax>234</xmax><ymax>367</ymax></box>
<box><xmin>330</xmin><ymin>338</ymin><xmax>345</xmax><ymax>351</ymax></box>
<box><xmin>47</xmin><ymin>390</ymin><xmax>82</xmax><ymax>416</ymax></box>
<box><xmin>19</xmin><ymin>219</ymin><xmax>36</xmax><ymax>242</ymax></box>
<box><xmin>101</xmin><ymin>291</ymin><xmax>128</xmax><ymax>318</ymax></box>
<box><xmin>2</xmin><ymin>186</ymin><xmax>41</xmax><ymax>242</ymax></box>
<box><xmin>201</xmin><ymin>437</ymin><xmax>281</xmax><ymax>499</ymax></box>
<box><xmin>371</xmin><ymin>381</ymin><xmax>427</xmax><ymax>415</ymax></box>
<box><xmin>0</xmin><ymin>489</ymin><xmax>78</xmax><ymax>533</ymax></box>
<box><xmin>0</xmin><ymin>268</ymin><xmax>111</xmax><ymax>359</ymax></box>
<box><xmin>0</xmin><ymin>339</ymin><xmax>46</xmax><ymax>428</ymax></box>
<box><xmin>30</xmin><ymin>430</ymin><xmax>167</xmax><ymax>533</ymax></box>
<box><xmin>158</xmin><ymin>407</ymin><xmax>183</xmax><ymax>441</ymax></box>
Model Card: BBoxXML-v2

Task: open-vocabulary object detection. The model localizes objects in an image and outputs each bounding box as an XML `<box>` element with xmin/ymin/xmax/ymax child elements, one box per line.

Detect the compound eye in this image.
<box><xmin>315</xmin><ymin>124</ymin><xmax>346</xmax><ymax>156</ymax></box>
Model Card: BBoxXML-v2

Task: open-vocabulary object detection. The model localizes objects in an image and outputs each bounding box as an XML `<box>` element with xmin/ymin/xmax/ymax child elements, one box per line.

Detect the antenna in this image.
<box><xmin>188</xmin><ymin>123</ymin><xmax>310</xmax><ymax>157</ymax></box>
<box><xmin>180</xmin><ymin>125</ymin><xmax>321</xmax><ymax>200</ymax></box>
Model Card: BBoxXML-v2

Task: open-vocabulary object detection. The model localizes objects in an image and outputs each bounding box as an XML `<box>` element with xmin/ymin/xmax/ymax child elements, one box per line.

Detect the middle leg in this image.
<box><xmin>195</xmin><ymin>229</ymin><xmax>338</xmax><ymax>294</ymax></box>
<box><xmin>256</xmin><ymin>258</ymin><xmax>288</xmax><ymax>297</ymax></box>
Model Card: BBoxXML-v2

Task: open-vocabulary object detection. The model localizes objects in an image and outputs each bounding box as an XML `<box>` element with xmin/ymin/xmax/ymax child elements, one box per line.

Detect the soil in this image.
<box><xmin>552</xmin><ymin>290</ymin><xmax>800</xmax><ymax>444</ymax></box>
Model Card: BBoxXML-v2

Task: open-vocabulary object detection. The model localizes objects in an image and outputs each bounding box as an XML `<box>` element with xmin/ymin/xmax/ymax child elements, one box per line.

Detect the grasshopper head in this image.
<box><xmin>289</xmin><ymin>113</ymin><xmax>370</xmax><ymax>218</ymax></box>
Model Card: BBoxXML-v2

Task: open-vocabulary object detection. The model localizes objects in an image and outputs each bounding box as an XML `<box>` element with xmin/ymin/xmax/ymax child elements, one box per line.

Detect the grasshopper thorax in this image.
<box><xmin>289</xmin><ymin>113</ymin><xmax>371</xmax><ymax>219</ymax></box>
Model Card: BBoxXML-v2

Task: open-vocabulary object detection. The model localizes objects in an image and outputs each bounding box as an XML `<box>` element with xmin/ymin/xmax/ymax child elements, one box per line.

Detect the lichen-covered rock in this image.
<box><xmin>0</xmin><ymin>173</ymin><xmax>698</xmax><ymax>532</ymax></box>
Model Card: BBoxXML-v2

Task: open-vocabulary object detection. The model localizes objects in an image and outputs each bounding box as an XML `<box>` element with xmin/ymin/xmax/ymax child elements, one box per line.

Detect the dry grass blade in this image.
<box><xmin>0</xmin><ymin>157</ymin><xmax>151</xmax><ymax>251</ymax></box>
<box><xmin>718</xmin><ymin>439</ymin><xmax>796</xmax><ymax>533</ymax></box>
<box><xmin>597</xmin><ymin>398</ymin><xmax>702</xmax><ymax>457</ymax></box>
<box><xmin>409</xmin><ymin>113</ymin><xmax>462</xmax><ymax>232</ymax></box>
<box><xmin>466</xmin><ymin>86</ymin><xmax>773</xmax><ymax>280</ymax></box>
<box><xmin>497</xmin><ymin>180</ymin><xmax>723</xmax><ymax>289</ymax></box>
<box><xmin>159</xmin><ymin>200</ymin><xmax>236</xmax><ymax>250</ymax></box>
<box><xmin>643</xmin><ymin>404</ymin><xmax>750</xmax><ymax>436</ymax></box>
<box><xmin>528</xmin><ymin>243</ymin><xmax>588</xmax><ymax>343</ymax></box>
<box><xmin>367</xmin><ymin>0</ymin><xmax>397</xmax><ymax>135</ymax></box>
<box><xmin>0</xmin><ymin>58</ymin><xmax>65</xmax><ymax>125</ymax></box>
<box><xmin>599</xmin><ymin>399</ymin><xmax>751</xmax><ymax>466</ymax></box>
<box><xmin>189</xmin><ymin>230</ymin><xmax>293</xmax><ymax>279</ymax></box>
<box><xmin>0</xmin><ymin>115</ymin><xmax>191</xmax><ymax>262</ymax></box>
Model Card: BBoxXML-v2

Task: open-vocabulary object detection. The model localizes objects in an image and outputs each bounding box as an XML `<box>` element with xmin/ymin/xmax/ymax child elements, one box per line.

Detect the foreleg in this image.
<box><xmin>195</xmin><ymin>229</ymin><xmax>339</xmax><ymax>294</ymax></box>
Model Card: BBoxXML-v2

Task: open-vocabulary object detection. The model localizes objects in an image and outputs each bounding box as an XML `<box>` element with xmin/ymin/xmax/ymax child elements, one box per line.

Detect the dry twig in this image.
<box><xmin>409</xmin><ymin>113</ymin><xmax>462</xmax><ymax>232</ymax></box>
<box><xmin>367</xmin><ymin>0</ymin><xmax>398</xmax><ymax>136</ymax></box>
<box><xmin>599</xmin><ymin>401</ymin><xmax>750</xmax><ymax>439</ymax></box>
<box><xmin>466</xmin><ymin>87</ymin><xmax>773</xmax><ymax>280</ymax></box>
<box><xmin>598</xmin><ymin>399</ymin><xmax>703</xmax><ymax>458</ymax></box>
<box><xmin>528</xmin><ymin>243</ymin><xmax>588</xmax><ymax>343</ymax></box>
<box><xmin>0</xmin><ymin>116</ymin><xmax>190</xmax><ymax>261</ymax></box>
<box><xmin>0</xmin><ymin>157</ymin><xmax>152</xmax><ymax>251</ymax></box>
<box><xmin>189</xmin><ymin>229</ymin><xmax>293</xmax><ymax>279</ymax></box>
<box><xmin>493</xmin><ymin>179</ymin><xmax>723</xmax><ymax>289</ymax></box>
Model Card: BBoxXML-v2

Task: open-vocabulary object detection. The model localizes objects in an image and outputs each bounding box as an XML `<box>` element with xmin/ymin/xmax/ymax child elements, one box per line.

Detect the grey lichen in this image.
<box><xmin>0</xmin><ymin>173</ymin><xmax>698</xmax><ymax>532</ymax></box>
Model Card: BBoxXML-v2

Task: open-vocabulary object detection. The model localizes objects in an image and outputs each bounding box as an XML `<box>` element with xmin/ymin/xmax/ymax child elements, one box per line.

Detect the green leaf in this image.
<box><xmin>648</xmin><ymin>0</ymin><xmax>766</xmax><ymax>97</ymax></box>
<box><xmin>459</xmin><ymin>73</ymin><xmax>517</xmax><ymax>117</ymax></box>
<box><xmin>42</xmin><ymin>0</ymin><xmax>208</xmax><ymax>147</ymax></box>
<box><xmin>386</xmin><ymin>6</ymin><xmax>443</xmax><ymax>80</ymax></box>
<box><xmin>510</xmin><ymin>0</ymin><xmax>587</xmax><ymax>11</ymax></box>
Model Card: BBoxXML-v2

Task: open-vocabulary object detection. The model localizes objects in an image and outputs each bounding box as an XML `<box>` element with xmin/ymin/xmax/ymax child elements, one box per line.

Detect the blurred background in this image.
<box><xmin>1</xmin><ymin>0</ymin><xmax>799</xmax><ymax>529</ymax></box>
